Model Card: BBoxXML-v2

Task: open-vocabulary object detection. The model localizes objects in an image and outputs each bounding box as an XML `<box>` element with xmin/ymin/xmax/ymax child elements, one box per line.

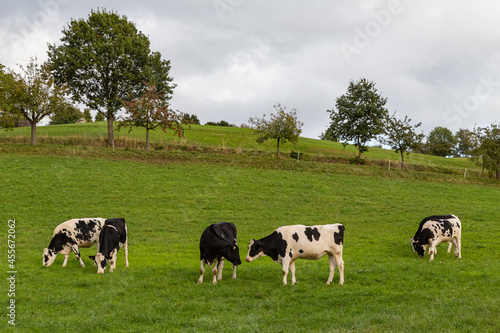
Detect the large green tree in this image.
<box><xmin>249</xmin><ymin>103</ymin><xmax>303</xmax><ymax>158</ymax></box>
<box><xmin>325</xmin><ymin>78</ymin><xmax>388</xmax><ymax>158</ymax></box>
<box><xmin>382</xmin><ymin>112</ymin><xmax>424</xmax><ymax>166</ymax></box>
<box><xmin>47</xmin><ymin>8</ymin><xmax>175</xmax><ymax>147</ymax></box>
<box><xmin>0</xmin><ymin>58</ymin><xmax>64</xmax><ymax>144</ymax></box>
<box><xmin>426</xmin><ymin>126</ymin><xmax>456</xmax><ymax>157</ymax></box>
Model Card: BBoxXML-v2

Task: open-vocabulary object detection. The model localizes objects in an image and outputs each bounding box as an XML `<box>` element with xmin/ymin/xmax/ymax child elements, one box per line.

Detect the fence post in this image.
<box><xmin>464</xmin><ymin>168</ymin><xmax>467</xmax><ymax>179</ymax></box>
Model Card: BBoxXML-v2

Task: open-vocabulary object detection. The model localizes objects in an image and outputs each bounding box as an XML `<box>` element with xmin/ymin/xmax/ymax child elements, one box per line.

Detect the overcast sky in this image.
<box><xmin>1</xmin><ymin>0</ymin><xmax>499</xmax><ymax>139</ymax></box>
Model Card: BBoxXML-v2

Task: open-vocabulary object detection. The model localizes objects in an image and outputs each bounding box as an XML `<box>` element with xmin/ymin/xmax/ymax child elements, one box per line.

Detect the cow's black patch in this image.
<box><xmin>48</xmin><ymin>231</ymin><xmax>76</xmax><ymax>253</ymax></box>
<box><xmin>292</xmin><ymin>233</ymin><xmax>299</xmax><ymax>242</ymax></box>
<box><xmin>253</xmin><ymin>231</ymin><xmax>287</xmax><ymax>262</ymax></box>
<box><xmin>289</xmin><ymin>250</ymin><xmax>293</xmax><ymax>258</ymax></box>
<box><xmin>299</xmin><ymin>249</ymin><xmax>304</xmax><ymax>254</ymax></box>
<box><xmin>74</xmin><ymin>219</ymin><xmax>99</xmax><ymax>241</ymax></box>
<box><xmin>304</xmin><ymin>227</ymin><xmax>320</xmax><ymax>242</ymax></box>
<box><xmin>334</xmin><ymin>225</ymin><xmax>345</xmax><ymax>245</ymax></box>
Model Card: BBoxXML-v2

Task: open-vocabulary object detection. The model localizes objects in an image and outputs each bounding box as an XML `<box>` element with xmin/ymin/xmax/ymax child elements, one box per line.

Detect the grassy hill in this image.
<box><xmin>0</xmin><ymin>121</ymin><xmax>485</xmax><ymax>177</ymax></box>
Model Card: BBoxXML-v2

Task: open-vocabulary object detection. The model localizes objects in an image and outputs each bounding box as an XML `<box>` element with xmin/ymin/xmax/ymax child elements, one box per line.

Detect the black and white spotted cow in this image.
<box><xmin>411</xmin><ymin>215</ymin><xmax>462</xmax><ymax>260</ymax></box>
<box><xmin>89</xmin><ymin>218</ymin><xmax>129</xmax><ymax>274</ymax></box>
<box><xmin>43</xmin><ymin>218</ymin><xmax>106</xmax><ymax>267</ymax></box>
<box><xmin>197</xmin><ymin>222</ymin><xmax>242</xmax><ymax>285</ymax></box>
<box><xmin>246</xmin><ymin>224</ymin><xmax>345</xmax><ymax>285</ymax></box>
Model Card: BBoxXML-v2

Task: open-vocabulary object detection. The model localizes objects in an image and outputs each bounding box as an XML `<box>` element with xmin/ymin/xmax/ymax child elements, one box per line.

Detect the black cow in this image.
<box><xmin>197</xmin><ymin>222</ymin><xmax>242</xmax><ymax>285</ymax></box>
<box><xmin>89</xmin><ymin>218</ymin><xmax>129</xmax><ymax>274</ymax></box>
<box><xmin>411</xmin><ymin>215</ymin><xmax>462</xmax><ymax>260</ymax></box>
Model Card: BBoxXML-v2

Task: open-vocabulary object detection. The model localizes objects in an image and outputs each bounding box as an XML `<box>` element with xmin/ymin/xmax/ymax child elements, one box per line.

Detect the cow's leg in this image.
<box><xmin>454</xmin><ymin>236</ymin><xmax>461</xmax><ymax>258</ymax></box>
<box><xmin>212</xmin><ymin>257</ymin><xmax>219</xmax><ymax>285</ymax></box>
<box><xmin>123</xmin><ymin>239</ymin><xmax>129</xmax><ymax>268</ymax></box>
<box><xmin>428</xmin><ymin>242</ymin><xmax>437</xmax><ymax>261</ymax></box>
<box><xmin>337</xmin><ymin>256</ymin><xmax>345</xmax><ymax>285</ymax></box>
<box><xmin>281</xmin><ymin>260</ymin><xmax>290</xmax><ymax>285</ymax></box>
<box><xmin>61</xmin><ymin>247</ymin><xmax>71</xmax><ymax>267</ymax></box>
<box><xmin>197</xmin><ymin>260</ymin><xmax>206</xmax><ymax>284</ymax></box>
<box><xmin>446</xmin><ymin>242</ymin><xmax>452</xmax><ymax>253</ymax></box>
<box><xmin>231</xmin><ymin>264</ymin><xmax>237</xmax><ymax>279</ymax></box>
<box><xmin>217</xmin><ymin>259</ymin><xmax>224</xmax><ymax>281</ymax></box>
<box><xmin>327</xmin><ymin>255</ymin><xmax>336</xmax><ymax>285</ymax></box>
<box><xmin>109</xmin><ymin>250</ymin><xmax>118</xmax><ymax>272</ymax></box>
<box><xmin>71</xmin><ymin>245</ymin><xmax>85</xmax><ymax>267</ymax></box>
<box><xmin>289</xmin><ymin>260</ymin><xmax>297</xmax><ymax>285</ymax></box>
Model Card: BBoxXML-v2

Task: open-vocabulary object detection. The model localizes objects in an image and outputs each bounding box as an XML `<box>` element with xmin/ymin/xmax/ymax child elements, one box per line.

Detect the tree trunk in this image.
<box><xmin>107</xmin><ymin>114</ymin><xmax>114</xmax><ymax>148</ymax></box>
<box><xmin>146</xmin><ymin>128</ymin><xmax>150</xmax><ymax>152</ymax></box>
<box><xmin>276</xmin><ymin>138</ymin><xmax>280</xmax><ymax>158</ymax></box>
<box><xmin>30</xmin><ymin>121</ymin><xmax>37</xmax><ymax>145</ymax></box>
<box><xmin>400</xmin><ymin>151</ymin><xmax>405</xmax><ymax>167</ymax></box>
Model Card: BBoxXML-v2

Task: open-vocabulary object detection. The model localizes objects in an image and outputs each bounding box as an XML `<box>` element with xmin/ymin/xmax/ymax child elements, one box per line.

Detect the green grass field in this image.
<box><xmin>1</xmin><ymin>124</ymin><xmax>499</xmax><ymax>332</ymax></box>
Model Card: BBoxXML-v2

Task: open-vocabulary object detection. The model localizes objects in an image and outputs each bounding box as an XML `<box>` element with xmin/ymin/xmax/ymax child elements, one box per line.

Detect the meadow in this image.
<box><xmin>1</xmin><ymin>124</ymin><xmax>499</xmax><ymax>332</ymax></box>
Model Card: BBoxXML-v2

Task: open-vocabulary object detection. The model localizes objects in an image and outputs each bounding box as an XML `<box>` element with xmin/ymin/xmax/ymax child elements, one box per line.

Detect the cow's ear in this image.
<box><xmin>89</xmin><ymin>256</ymin><xmax>95</xmax><ymax>260</ymax></box>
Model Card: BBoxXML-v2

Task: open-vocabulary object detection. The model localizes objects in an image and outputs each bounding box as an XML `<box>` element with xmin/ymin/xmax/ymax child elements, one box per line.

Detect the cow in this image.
<box><xmin>246</xmin><ymin>224</ymin><xmax>345</xmax><ymax>285</ymax></box>
<box><xmin>43</xmin><ymin>218</ymin><xmax>106</xmax><ymax>267</ymax></box>
<box><xmin>197</xmin><ymin>222</ymin><xmax>242</xmax><ymax>285</ymax></box>
<box><xmin>89</xmin><ymin>218</ymin><xmax>129</xmax><ymax>274</ymax></box>
<box><xmin>411</xmin><ymin>215</ymin><xmax>462</xmax><ymax>260</ymax></box>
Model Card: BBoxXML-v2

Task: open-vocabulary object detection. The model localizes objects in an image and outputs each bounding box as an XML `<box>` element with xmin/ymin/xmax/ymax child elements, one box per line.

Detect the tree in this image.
<box><xmin>47</xmin><ymin>8</ymin><xmax>175</xmax><ymax>147</ymax></box>
<box><xmin>119</xmin><ymin>82</ymin><xmax>185</xmax><ymax>152</ymax></box>
<box><xmin>454</xmin><ymin>128</ymin><xmax>477</xmax><ymax>157</ymax></box>
<box><xmin>0</xmin><ymin>57</ymin><xmax>64</xmax><ymax>144</ymax></box>
<box><xmin>325</xmin><ymin>78</ymin><xmax>388</xmax><ymax>158</ymax></box>
<box><xmin>49</xmin><ymin>101</ymin><xmax>83</xmax><ymax>125</ymax></box>
<box><xmin>382</xmin><ymin>112</ymin><xmax>424</xmax><ymax>166</ymax></box>
<box><xmin>83</xmin><ymin>108</ymin><xmax>93</xmax><ymax>123</ymax></box>
<box><xmin>182</xmin><ymin>113</ymin><xmax>200</xmax><ymax>125</ymax></box>
<box><xmin>471</xmin><ymin>123</ymin><xmax>500</xmax><ymax>179</ymax></box>
<box><xmin>427</xmin><ymin>126</ymin><xmax>456</xmax><ymax>157</ymax></box>
<box><xmin>248</xmin><ymin>103</ymin><xmax>303</xmax><ymax>158</ymax></box>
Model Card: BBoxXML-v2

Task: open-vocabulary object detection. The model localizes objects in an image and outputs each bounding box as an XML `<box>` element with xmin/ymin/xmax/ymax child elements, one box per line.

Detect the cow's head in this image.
<box><xmin>43</xmin><ymin>248</ymin><xmax>57</xmax><ymax>267</ymax></box>
<box><xmin>245</xmin><ymin>239</ymin><xmax>265</xmax><ymax>262</ymax></box>
<box><xmin>410</xmin><ymin>237</ymin><xmax>426</xmax><ymax>258</ymax></box>
<box><xmin>89</xmin><ymin>254</ymin><xmax>110</xmax><ymax>274</ymax></box>
<box><xmin>223</xmin><ymin>240</ymin><xmax>242</xmax><ymax>266</ymax></box>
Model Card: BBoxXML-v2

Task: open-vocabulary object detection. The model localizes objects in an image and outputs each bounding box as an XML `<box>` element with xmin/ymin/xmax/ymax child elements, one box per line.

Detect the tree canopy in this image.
<box><xmin>382</xmin><ymin>112</ymin><xmax>424</xmax><ymax>166</ymax></box>
<box><xmin>47</xmin><ymin>8</ymin><xmax>175</xmax><ymax>147</ymax></box>
<box><xmin>0</xmin><ymin>58</ymin><xmax>64</xmax><ymax>144</ymax></box>
<box><xmin>471</xmin><ymin>123</ymin><xmax>500</xmax><ymax>179</ymax></box>
<box><xmin>325</xmin><ymin>78</ymin><xmax>388</xmax><ymax>159</ymax></box>
<box><xmin>249</xmin><ymin>103</ymin><xmax>303</xmax><ymax>158</ymax></box>
<box><xmin>119</xmin><ymin>82</ymin><xmax>185</xmax><ymax>152</ymax></box>
<box><xmin>426</xmin><ymin>126</ymin><xmax>456</xmax><ymax>157</ymax></box>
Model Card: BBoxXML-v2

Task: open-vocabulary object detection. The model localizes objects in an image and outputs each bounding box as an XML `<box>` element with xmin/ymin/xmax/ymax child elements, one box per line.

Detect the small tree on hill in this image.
<box><xmin>49</xmin><ymin>101</ymin><xmax>83</xmax><ymax>125</ymax></box>
<box><xmin>471</xmin><ymin>123</ymin><xmax>500</xmax><ymax>179</ymax></box>
<box><xmin>325</xmin><ymin>78</ymin><xmax>388</xmax><ymax>159</ymax></box>
<box><xmin>382</xmin><ymin>112</ymin><xmax>424</xmax><ymax>166</ymax></box>
<box><xmin>427</xmin><ymin>126</ymin><xmax>456</xmax><ymax>157</ymax></box>
<box><xmin>248</xmin><ymin>103</ymin><xmax>303</xmax><ymax>158</ymax></box>
<box><xmin>0</xmin><ymin>57</ymin><xmax>65</xmax><ymax>144</ymax></box>
<box><xmin>119</xmin><ymin>82</ymin><xmax>185</xmax><ymax>152</ymax></box>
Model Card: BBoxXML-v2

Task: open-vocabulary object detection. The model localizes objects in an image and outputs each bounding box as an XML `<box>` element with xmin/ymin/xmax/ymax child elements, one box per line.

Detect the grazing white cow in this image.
<box><xmin>43</xmin><ymin>218</ymin><xmax>106</xmax><ymax>267</ymax></box>
<box><xmin>411</xmin><ymin>215</ymin><xmax>462</xmax><ymax>261</ymax></box>
<box><xmin>246</xmin><ymin>224</ymin><xmax>345</xmax><ymax>285</ymax></box>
